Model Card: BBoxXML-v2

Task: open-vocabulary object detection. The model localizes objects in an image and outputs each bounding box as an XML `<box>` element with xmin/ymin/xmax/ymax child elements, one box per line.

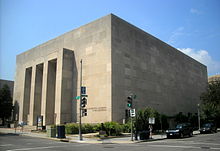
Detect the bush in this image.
<box><xmin>104</xmin><ymin>122</ymin><xmax>122</xmax><ymax>136</ymax></box>
<box><xmin>65</xmin><ymin>122</ymin><xmax>124</xmax><ymax>136</ymax></box>
<box><xmin>65</xmin><ymin>123</ymin><xmax>78</xmax><ymax>134</ymax></box>
<box><xmin>93</xmin><ymin>123</ymin><xmax>101</xmax><ymax>132</ymax></box>
<box><xmin>82</xmin><ymin>123</ymin><xmax>95</xmax><ymax>133</ymax></box>
<box><xmin>122</xmin><ymin>122</ymin><xmax>131</xmax><ymax>133</ymax></box>
<box><xmin>65</xmin><ymin>123</ymin><xmax>101</xmax><ymax>134</ymax></box>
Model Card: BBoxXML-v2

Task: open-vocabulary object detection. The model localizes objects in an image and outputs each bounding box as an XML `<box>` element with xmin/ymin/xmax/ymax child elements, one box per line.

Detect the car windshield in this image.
<box><xmin>176</xmin><ymin>124</ymin><xmax>183</xmax><ymax>129</ymax></box>
<box><xmin>203</xmin><ymin>123</ymin><xmax>211</xmax><ymax>127</ymax></box>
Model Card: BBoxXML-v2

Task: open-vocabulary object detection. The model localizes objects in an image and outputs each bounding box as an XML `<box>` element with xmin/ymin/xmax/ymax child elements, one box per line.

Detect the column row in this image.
<box><xmin>21</xmin><ymin>59</ymin><xmax>57</xmax><ymax>126</ymax></box>
<box><xmin>19</xmin><ymin>49</ymin><xmax>75</xmax><ymax>126</ymax></box>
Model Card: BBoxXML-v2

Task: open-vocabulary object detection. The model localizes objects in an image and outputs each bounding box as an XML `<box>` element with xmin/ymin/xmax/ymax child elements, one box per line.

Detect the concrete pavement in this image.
<box><xmin>0</xmin><ymin>127</ymin><xmax>168</xmax><ymax>144</ymax></box>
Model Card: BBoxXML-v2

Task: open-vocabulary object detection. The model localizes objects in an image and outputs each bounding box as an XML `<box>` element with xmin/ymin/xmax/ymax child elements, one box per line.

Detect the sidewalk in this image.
<box><xmin>69</xmin><ymin>133</ymin><xmax>167</xmax><ymax>144</ymax></box>
<box><xmin>0</xmin><ymin>128</ymin><xmax>167</xmax><ymax>144</ymax></box>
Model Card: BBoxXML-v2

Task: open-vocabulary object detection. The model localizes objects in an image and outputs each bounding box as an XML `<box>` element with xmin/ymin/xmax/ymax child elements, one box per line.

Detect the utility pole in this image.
<box><xmin>79</xmin><ymin>59</ymin><xmax>83</xmax><ymax>141</ymax></box>
<box><xmin>127</xmin><ymin>95</ymin><xmax>136</xmax><ymax>141</ymax></box>
<box><xmin>131</xmin><ymin>116</ymin><xmax>133</xmax><ymax>141</ymax></box>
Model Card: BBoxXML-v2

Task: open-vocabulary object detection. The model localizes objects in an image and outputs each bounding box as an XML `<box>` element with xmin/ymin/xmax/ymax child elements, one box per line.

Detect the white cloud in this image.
<box><xmin>190</xmin><ymin>8</ymin><xmax>202</xmax><ymax>15</ymax></box>
<box><xmin>168</xmin><ymin>27</ymin><xmax>185</xmax><ymax>44</ymax></box>
<box><xmin>178</xmin><ymin>48</ymin><xmax>220</xmax><ymax>76</ymax></box>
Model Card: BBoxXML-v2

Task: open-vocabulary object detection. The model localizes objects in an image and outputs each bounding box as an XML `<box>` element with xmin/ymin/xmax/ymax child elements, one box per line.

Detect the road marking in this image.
<box><xmin>175</xmin><ymin>140</ymin><xmax>220</xmax><ymax>146</ymax></box>
<box><xmin>6</xmin><ymin>145</ymin><xmax>68</xmax><ymax>151</ymax></box>
<box><xmin>6</xmin><ymin>144</ymin><xmax>90</xmax><ymax>151</ymax></box>
<box><xmin>149</xmin><ymin>145</ymin><xmax>199</xmax><ymax>149</ymax></box>
<box><xmin>148</xmin><ymin>145</ymin><xmax>220</xmax><ymax>150</ymax></box>
<box><xmin>185</xmin><ymin>142</ymin><xmax>220</xmax><ymax>146</ymax></box>
<box><xmin>0</xmin><ymin>144</ymin><xmax>12</xmax><ymax>147</ymax></box>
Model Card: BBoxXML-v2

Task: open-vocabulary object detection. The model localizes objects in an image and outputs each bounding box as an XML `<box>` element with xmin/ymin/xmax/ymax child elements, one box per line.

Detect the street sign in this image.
<box><xmin>130</xmin><ymin>109</ymin><xmax>136</xmax><ymax>117</ymax></box>
<box><xmin>81</xmin><ymin>86</ymin><xmax>86</xmax><ymax>95</ymax></box>
<box><xmin>75</xmin><ymin>96</ymin><xmax>80</xmax><ymax>100</ymax></box>
<box><xmin>149</xmin><ymin>117</ymin><xmax>155</xmax><ymax>124</ymax></box>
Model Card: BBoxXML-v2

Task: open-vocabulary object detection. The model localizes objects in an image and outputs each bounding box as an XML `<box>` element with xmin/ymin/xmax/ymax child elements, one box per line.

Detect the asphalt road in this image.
<box><xmin>0</xmin><ymin>132</ymin><xmax>220</xmax><ymax>151</ymax></box>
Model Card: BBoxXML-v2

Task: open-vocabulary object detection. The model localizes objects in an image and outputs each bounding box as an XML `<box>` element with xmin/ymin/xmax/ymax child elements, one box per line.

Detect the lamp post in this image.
<box><xmin>79</xmin><ymin>59</ymin><xmax>83</xmax><ymax>141</ymax></box>
<box><xmin>197</xmin><ymin>104</ymin><xmax>201</xmax><ymax>130</ymax></box>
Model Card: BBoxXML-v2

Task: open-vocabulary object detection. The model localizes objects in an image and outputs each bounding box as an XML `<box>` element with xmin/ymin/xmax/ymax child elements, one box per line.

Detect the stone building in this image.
<box><xmin>208</xmin><ymin>75</ymin><xmax>220</xmax><ymax>83</ymax></box>
<box><xmin>13</xmin><ymin>14</ymin><xmax>207</xmax><ymax>126</ymax></box>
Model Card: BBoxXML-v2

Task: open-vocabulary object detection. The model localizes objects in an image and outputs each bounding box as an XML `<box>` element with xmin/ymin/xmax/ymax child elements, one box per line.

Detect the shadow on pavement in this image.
<box><xmin>0</xmin><ymin>132</ymin><xmax>20</xmax><ymax>136</ymax></box>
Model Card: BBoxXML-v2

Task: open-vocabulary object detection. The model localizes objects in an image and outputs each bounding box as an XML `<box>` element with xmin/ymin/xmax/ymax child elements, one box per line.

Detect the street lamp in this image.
<box><xmin>197</xmin><ymin>104</ymin><xmax>201</xmax><ymax>130</ymax></box>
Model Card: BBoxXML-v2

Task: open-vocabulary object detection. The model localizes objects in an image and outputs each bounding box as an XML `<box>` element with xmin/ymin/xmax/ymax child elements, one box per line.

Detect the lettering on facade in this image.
<box><xmin>87</xmin><ymin>107</ymin><xmax>107</xmax><ymax>112</ymax></box>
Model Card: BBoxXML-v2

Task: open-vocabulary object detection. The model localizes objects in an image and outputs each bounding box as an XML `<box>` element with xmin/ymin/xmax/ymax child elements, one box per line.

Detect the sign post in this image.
<box><xmin>79</xmin><ymin>60</ymin><xmax>83</xmax><ymax>141</ymax></box>
<box><xmin>149</xmin><ymin>117</ymin><xmax>155</xmax><ymax>139</ymax></box>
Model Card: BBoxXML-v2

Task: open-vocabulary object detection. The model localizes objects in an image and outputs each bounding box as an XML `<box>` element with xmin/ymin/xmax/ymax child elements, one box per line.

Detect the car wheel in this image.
<box><xmin>189</xmin><ymin>132</ymin><xmax>193</xmax><ymax>137</ymax></box>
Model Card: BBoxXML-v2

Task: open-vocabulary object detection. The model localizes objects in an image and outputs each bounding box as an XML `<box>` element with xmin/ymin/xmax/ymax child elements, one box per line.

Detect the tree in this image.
<box><xmin>134</xmin><ymin>107</ymin><xmax>161</xmax><ymax>132</ymax></box>
<box><xmin>200</xmin><ymin>81</ymin><xmax>220</xmax><ymax>127</ymax></box>
<box><xmin>0</xmin><ymin>84</ymin><xmax>13</xmax><ymax>125</ymax></box>
<box><xmin>174</xmin><ymin>112</ymin><xmax>188</xmax><ymax>124</ymax></box>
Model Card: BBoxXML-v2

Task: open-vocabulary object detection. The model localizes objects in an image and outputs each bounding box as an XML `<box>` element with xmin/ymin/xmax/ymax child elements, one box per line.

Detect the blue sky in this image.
<box><xmin>0</xmin><ymin>0</ymin><xmax>220</xmax><ymax>80</ymax></box>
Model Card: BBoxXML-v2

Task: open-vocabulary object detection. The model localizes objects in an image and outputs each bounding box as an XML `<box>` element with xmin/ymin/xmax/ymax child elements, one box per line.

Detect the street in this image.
<box><xmin>0</xmin><ymin>132</ymin><xmax>220</xmax><ymax>151</ymax></box>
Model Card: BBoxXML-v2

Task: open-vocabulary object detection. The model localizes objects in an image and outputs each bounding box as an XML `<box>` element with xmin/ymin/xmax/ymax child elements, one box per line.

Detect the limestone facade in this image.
<box><xmin>13</xmin><ymin>14</ymin><xmax>207</xmax><ymax>126</ymax></box>
<box><xmin>208</xmin><ymin>75</ymin><xmax>220</xmax><ymax>83</ymax></box>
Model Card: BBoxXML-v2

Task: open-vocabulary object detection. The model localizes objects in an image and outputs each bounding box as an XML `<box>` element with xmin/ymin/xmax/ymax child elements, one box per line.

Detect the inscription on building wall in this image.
<box><xmin>87</xmin><ymin>107</ymin><xmax>107</xmax><ymax>112</ymax></box>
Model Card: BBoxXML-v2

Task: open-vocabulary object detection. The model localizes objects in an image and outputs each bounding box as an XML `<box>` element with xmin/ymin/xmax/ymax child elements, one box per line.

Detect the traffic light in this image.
<box><xmin>82</xmin><ymin>109</ymin><xmax>87</xmax><ymax>117</ymax></box>
<box><xmin>127</xmin><ymin>96</ymin><xmax>133</xmax><ymax>108</ymax></box>
<box><xmin>81</xmin><ymin>97</ymin><xmax>87</xmax><ymax>108</ymax></box>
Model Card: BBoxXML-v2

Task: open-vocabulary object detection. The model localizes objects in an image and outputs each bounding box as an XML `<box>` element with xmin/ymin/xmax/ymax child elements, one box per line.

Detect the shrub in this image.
<box><xmin>65</xmin><ymin>123</ymin><xmax>78</xmax><ymax>134</ymax></box>
<box><xmin>82</xmin><ymin>123</ymin><xmax>95</xmax><ymax>133</ymax></box>
<box><xmin>65</xmin><ymin>122</ymin><xmax>124</xmax><ymax>136</ymax></box>
<box><xmin>104</xmin><ymin>122</ymin><xmax>122</xmax><ymax>136</ymax></box>
<box><xmin>65</xmin><ymin>123</ymin><xmax>101</xmax><ymax>134</ymax></box>
<box><xmin>122</xmin><ymin>122</ymin><xmax>131</xmax><ymax>133</ymax></box>
<box><xmin>93</xmin><ymin>123</ymin><xmax>101</xmax><ymax>132</ymax></box>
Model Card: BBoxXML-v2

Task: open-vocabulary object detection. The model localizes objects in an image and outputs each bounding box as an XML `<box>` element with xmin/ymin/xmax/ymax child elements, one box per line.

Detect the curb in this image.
<box><xmin>0</xmin><ymin>130</ymin><xmax>167</xmax><ymax>144</ymax></box>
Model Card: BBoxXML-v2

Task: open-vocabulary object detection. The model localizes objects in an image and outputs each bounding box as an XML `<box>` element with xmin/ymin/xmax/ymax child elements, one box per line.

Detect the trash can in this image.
<box><xmin>139</xmin><ymin>131</ymin><xmax>150</xmax><ymax>140</ymax></box>
<box><xmin>57</xmin><ymin>125</ymin><xmax>66</xmax><ymax>138</ymax></box>
<box><xmin>47</xmin><ymin>126</ymin><xmax>56</xmax><ymax>138</ymax></box>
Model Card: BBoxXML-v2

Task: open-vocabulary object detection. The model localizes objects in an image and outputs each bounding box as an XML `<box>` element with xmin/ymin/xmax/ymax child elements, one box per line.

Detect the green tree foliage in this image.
<box><xmin>174</xmin><ymin>112</ymin><xmax>188</xmax><ymax>124</ymax></box>
<box><xmin>160</xmin><ymin>114</ymin><xmax>169</xmax><ymax>130</ymax></box>
<box><xmin>65</xmin><ymin>123</ymin><xmax>102</xmax><ymax>134</ymax></box>
<box><xmin>103</xmin><ymin>122</ymin><xmax>122</xmax><ymax>136</ymax></box>
<box><xmin>200</xmin><ymin>81</ymin><xmax>220</xmax><ymax>126</ymax></box>
<box><xmin>173</xmin><ymin>112</ymin><xmax>199</xmax><ymax>130</ymax></box>
<box><xmin>0</xmin><ymin>84</ymin><xmax>13</xmax><ymax>125</ymax></box>
<box><xmin>65</xmin><ymin>122</ymin><xmax>123</xmax><ymax>136</ymax></box>
<box><xmin>134</xmin><ymin>107</ymin><xmax>166</xmax><ymax>132</ymax></box>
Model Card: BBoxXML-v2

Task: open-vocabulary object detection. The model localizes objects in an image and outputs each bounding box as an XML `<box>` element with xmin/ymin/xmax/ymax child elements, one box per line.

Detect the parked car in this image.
<box><xmin>166</xmin><ymin>123</ymin><xmax>193</xmax><ymax>138</ymax></box>
<box><xmin>200</xmin><ymin>123</ymin><xmax>217</xmax><ymax>134</ymax></box>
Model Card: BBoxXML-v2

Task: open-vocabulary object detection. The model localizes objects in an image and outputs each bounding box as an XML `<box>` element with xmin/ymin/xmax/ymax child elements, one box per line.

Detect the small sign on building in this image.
<box><xmin>37</xmin><ymin>115</ymin><xmax>43</xmax><ymax>130</ymax></box>
<box><xmin>149</xmin><ymin>117</ymin><xmax>155</xmax><ymax>124</ymax></box>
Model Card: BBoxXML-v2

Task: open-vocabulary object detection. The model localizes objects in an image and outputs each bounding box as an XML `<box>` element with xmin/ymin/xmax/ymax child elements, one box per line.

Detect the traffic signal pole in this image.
<box><xmin>79</xmin><ymin>59</ymin><xmax>83</xmax><ymax>141</ymax></box>
<box><xmin>131</xmin><ymin>116</ymin><xmax>134</xmax><ymax>141</ymax></box>
<box><xmin>127</xmin><ymin>95</ymin><xmax>134</xmax><ymax>141</ymax></box>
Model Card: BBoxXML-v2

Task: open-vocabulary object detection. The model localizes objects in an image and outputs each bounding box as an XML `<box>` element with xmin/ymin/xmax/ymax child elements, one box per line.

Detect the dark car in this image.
<box><xmin>166</xmin><ymin>123</ymin><xmax>193</xmax><ymax>138</ymax></box>
<box><xmin>200</xmin><ymin>123</ymin><xmax>217</xmax><ymax>134</ymax></box>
